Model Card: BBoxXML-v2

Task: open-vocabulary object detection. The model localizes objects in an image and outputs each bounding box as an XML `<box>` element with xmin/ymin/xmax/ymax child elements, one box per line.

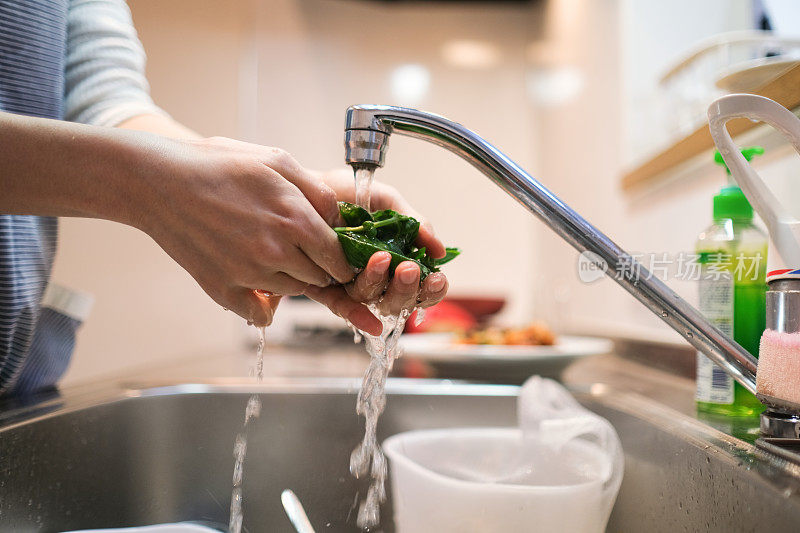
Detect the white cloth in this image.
<box><xmin>64</xmin><ymin>0</ymin><xmax>169</xmax><ymax>126</ymax></box>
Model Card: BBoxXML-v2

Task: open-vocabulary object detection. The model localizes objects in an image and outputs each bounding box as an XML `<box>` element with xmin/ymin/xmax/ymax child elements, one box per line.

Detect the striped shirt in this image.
<box><xmin>0</xmin><ymin>0</ymin><xmax>68</xmax><ymax>395</ymax></box>
<box><xmin>0</xmin><ymin>0</ymin><xmax>163</xmax><ymax>395</ymax></box>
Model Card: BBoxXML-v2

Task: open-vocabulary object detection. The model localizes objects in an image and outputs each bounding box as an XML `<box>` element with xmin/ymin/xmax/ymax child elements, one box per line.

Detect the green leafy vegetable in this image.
<box><xmin>435</xmin><ymin>247</ymin><xmax>461</xmax><ymax>266</ymax></box>
<box><xmin>339</xmin><ymin>202</ymin><xmax>372</xmax><ymax>227</ymax></box>
<box><xmin>334</xmin><ymin>202</ymin><xmax>459</xmax><ymax>280</ymax></box>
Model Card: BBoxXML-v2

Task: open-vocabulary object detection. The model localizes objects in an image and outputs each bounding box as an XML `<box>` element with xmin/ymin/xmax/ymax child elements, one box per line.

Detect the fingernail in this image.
<box><xmin>375</xmin><ymin>253</ymin><xmax>391</xmax><ymax>270</ymax></box>
<box><xmin>428</xmin><ymin>274</ymin><xmax>445</xmax><ymax>293</ymax></box>
<box><xmin>367</xmin><ymin>255</ymin><xmax>389</xmax><ymax>281</ymax></box>
<box><xmin>398</xmin><ymin>266</ymin><xmax>419</xmax><ymax>285</ymax></box>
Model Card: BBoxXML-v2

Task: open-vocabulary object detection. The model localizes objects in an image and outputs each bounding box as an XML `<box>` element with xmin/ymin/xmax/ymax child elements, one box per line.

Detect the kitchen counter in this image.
<box><xmin>25</xmin><ymin>341</ymin><xmax>762</xmax><ymax>445</ymax></box>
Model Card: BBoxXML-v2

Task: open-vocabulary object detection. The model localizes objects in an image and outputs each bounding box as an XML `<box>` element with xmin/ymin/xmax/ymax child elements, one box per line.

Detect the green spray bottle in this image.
<box><xmin>695</xmin><ymin>146</ymin><xmax>767</xmax><ymax>416</ymax></box>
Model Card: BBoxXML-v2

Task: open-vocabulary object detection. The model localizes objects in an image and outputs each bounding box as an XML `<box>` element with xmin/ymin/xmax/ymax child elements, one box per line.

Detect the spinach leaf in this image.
<box><xmin>339</xmin><ymin>202</ymin><xmax>372</xmax><ymax>227</ymax></box>
<box><xmin>334</xmin><ymin>202</ymin><xmax>458</xmax><ymax>281</ymax></box>
<box><xmin>334</xmin><ymin>229</ymin><xmax>432</xmax><ymax>279</ymax></box>
<box><xmin>370</xmin><ymin>209</ymin><xmax>419</xmax><ymax>250</ymax></box>
<box><xmin>435</xmin><ymin>247</ymin><xmax>461</xmax><ymax>266</ymax></box>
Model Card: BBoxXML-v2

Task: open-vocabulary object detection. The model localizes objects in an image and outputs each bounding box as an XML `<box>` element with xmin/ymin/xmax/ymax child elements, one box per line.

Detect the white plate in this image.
<box><xmin>399</xmin><ymin>333</ymin><xmax>612</xmax><ymax>363</ymax></box>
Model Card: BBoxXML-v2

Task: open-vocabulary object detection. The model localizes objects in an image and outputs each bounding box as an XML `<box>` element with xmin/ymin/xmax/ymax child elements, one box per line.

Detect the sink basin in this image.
<box><xmin>2</xmin><ymin>372</ymin><xmax>800</xmax><ymax>532</ymax></box>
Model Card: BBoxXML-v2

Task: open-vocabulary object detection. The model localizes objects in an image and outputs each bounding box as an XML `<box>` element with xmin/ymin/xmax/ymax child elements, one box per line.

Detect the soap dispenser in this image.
<box><xmin>695</xmin><ymin>146</ymin><xmax>768</xmax><ymax>416</ymax></box>
<box><xmin>708</xmin><ymin>93</ymin><xmax>800</xmax><ymax>434</ymax></box>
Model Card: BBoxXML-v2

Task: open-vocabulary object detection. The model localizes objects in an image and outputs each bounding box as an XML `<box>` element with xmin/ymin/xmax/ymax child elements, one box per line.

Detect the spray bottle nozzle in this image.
<box><xmin>714</xmin><ymin>146</ymin><xmax>764</xmax><ymax>174</ymax></box>
<box><xmin>708</xmin><ymin>94</ymin><xmax>800</xmax><ymax>269</ymax></box>
<box><xmin>712</xmin><ymin>146</ymin><xmax>764</xmax><ymax>220</ymax></box>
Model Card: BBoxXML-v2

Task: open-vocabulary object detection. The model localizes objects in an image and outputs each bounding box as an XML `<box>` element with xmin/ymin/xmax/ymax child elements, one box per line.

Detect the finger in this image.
<box><xmin>261</xmin><ymin>272</ymin><xmax>309</xmax><ymax>296</ymax></box>
<box><xmin>255</xmin><ymin>290</ymin><xmax>284</xmax><ymax>311</ymax></box>
<box><xmin>379</xmin><ymin>261</ymin><xmax>421</xmax><ymax>315</ymax></box>
<box><xmin>248</xmin><ymin>291</ymin><xmax>283</xmax><ymax>326</ymax></box>
<box><xmin>346</xmin><ymin>251</ymin><xmax>391</xmax><ymax>303</ymax></box>
<box><xmin>281</xmin><ymin>247</ymin><xmax>334</xmax><ymax>288</ymax></box>
<box><xmin>415</xmin><ymin>222</ymin><xmax>446</xmax><ymax>260</ymax></box>
<box><xmin>294</xmin><ymin>218</ymin><xmax>356</xmax><ymax>285</ymax></box>
<box><xmin>229</xmin><ymin>287</ymin><xmax>281</xmax><ymax>327</ymax></box>
<box><xmin>304</xmin><ymin>285</ymin><xmax>383</xmax><ymax>336</ymax></box>
<box><xmin>264</xmin><ymin>149</ymin><xmax>340</xmax><ymax>226</ymax></box>
<box><xmin>315</xmin><ymin>167</ymin><xmax>355</xmax><ymax>203</ymax></box>
<box><xmin>259</xmin><ymin>164</ymin><xmax>354</xmax><ymax>284</ymax></box>
<box><xmin>417</xmin><ymin>272</ymin><xmax>448</xmax><ymax>308</ymax></box>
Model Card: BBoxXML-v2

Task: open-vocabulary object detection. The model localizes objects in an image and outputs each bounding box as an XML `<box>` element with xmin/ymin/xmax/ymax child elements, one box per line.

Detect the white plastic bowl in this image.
<box><xmin>383</xmin><ymin>427</ymin><xmax>614</xmax><ymax>533</ymax></box>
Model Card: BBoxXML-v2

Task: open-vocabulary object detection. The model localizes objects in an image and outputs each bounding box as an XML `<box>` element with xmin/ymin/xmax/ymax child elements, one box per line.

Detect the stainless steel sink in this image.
<box><xmin>2</xmin><ymin>366</ymin><xmax>800</xmax><ymax>532</ymax></box>
<box><xmin>0</xmin><ymin>380</ymin><xmax>519</xmax><ymax>532</ymax></box>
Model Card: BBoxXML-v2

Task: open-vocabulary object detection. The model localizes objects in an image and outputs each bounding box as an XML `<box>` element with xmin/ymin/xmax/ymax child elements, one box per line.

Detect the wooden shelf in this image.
<box><xmin>621</xmin><ymin>63</ymin><xmax>800</xmax><ymax>191</ymax></box>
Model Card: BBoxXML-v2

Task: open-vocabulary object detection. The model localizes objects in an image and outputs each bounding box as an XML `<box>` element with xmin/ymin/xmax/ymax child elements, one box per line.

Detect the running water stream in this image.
<box><xmin>229</xmin><ymin>326</ymin><xmax>266</xmax><ymax>533</ymax></box>
<box><xmin>350</xmin><ymin>308</ymin><xmax>410</xmax><ymax>529</ymax></box>
<box><xmin>349</xmin><ymin>167</ymin><xmax>416</xmax><ymax>530</ymax></box>
<box><xmin>353</xmin><ymin>167</ymin><xmax>375</xmax><ymax>211</ymax></box>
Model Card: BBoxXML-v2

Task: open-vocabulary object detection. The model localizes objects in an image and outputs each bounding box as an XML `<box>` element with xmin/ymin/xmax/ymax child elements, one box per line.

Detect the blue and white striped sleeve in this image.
<box><xmin>64</xmin><ymin>0</ymin><xmax>170</xmax><ymax>127</ymax></box>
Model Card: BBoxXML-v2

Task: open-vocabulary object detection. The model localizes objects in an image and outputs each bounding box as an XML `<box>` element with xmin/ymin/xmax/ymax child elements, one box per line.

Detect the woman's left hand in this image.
<box><xmin>303</xmin><ymin>168</ymin><xmax>450</xmax><ymax>325</ymax></box>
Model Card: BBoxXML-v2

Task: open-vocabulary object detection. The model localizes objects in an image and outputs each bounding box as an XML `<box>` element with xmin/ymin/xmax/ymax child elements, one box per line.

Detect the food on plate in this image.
<box><xmin>456</xmin><ymin>321</ymin><xmax>556</xmax><ymax>346</ymax></box>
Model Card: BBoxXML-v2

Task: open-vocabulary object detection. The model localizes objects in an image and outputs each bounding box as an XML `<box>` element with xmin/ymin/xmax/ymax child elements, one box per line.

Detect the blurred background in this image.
<box><xmin>51</xmin><ymin>0</ymin><xmax>800</xmax><ymax>385</ymax></box>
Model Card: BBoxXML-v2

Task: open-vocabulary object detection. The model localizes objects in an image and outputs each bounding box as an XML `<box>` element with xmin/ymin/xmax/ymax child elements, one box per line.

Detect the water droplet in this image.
<box><xmin>352</xmin><ymin>327</ymin><xmax>362</xmax><ymax>344</ymax></box>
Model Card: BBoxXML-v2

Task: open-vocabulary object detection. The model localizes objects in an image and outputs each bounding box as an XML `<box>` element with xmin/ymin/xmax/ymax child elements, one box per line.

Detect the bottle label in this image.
<box><xmin>696</xmin><ymin>271</ymin><xmax>734</xmax><ymax>404</ymax></box>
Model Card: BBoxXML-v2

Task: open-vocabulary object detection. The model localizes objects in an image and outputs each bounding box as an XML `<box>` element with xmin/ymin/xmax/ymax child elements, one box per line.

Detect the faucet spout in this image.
<box><xmin>344</xmin><ymin>104</ymin><xmax>759</xmax><ymax>394</ymax></box>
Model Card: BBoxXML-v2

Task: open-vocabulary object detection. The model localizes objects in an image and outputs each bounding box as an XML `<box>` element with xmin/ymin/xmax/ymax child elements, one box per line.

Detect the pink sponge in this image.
<box><xmin>757</xmin><ymin>329</ymin><xmax>800</xmax><ymax>407</ymax></box>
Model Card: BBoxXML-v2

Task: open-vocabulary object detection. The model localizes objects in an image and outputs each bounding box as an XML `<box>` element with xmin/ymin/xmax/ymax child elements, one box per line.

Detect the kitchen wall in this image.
<box><xmin>56</xmin><ymin>0</ymin><xmax>545</xmax><ymax>384</ymax></box>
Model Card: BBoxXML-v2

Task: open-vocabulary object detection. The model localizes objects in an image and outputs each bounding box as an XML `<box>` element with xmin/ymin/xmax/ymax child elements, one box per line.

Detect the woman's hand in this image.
<box><xmin>138</xmin><ymin>137</ymin><xmax>384</xmax><ymax>332</ymax></box>
<box><xmin>0</xmin><ymin>112</ymin><xmax>442</xmax><ymax>335</ymax></box>
<box><xmin>303</xmin><ymin>168</ymin><xmax>449</xmax><ymax>323</ymax></box>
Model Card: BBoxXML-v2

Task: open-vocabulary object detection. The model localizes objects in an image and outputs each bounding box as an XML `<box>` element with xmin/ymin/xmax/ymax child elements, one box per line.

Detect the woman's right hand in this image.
<box><xmin>135</xmin><ymin>136</ymin><xmax>382</xmax><ymax>333</ymax></box>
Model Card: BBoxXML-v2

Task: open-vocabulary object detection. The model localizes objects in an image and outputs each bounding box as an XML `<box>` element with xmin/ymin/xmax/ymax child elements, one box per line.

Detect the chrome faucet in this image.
<box><xmin>344</xmin><ymin>104</ymin><xmax>759</xmax><ymax>395</ymax></box>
